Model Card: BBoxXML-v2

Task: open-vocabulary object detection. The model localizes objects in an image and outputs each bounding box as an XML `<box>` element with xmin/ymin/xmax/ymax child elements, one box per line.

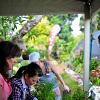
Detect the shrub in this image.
<box><xmin>72</xmin><ymin>49</ymin><xmax>99</xmax><ymax>74</ymax></box>
<box><xmin>62</xmin><ymin>88</ymin><xmax>85</xmax><ymax>100</ymax></box>
<box><xmin>72</xmin><ymin>50</ymin><xmax>84</xmax><ymax>73</ymax></box>
<box><xmin>90</xmin><ymin>77</ymin><xmax>100</xmax><ymax>85</ymax></box>
<box><xmin>90</xmin><ymin>58</ymin><xmax>99</xmax><ymax>71</ymax></box>
<box><xmin>32</xmin><ymin>82</ymin><xmax>55</xmax><ymax>100</ymax></box>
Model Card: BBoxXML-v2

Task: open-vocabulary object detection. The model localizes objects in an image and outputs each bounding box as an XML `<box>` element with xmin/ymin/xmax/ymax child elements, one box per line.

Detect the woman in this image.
<box><xmin>29</xmin><ymin>52</ymin><xmax>70</xmax><ymax>100</ymax></box>
<box><xmin>0</xmin><ymin>41</ymin><xmax>21</xmax><ymax>100</ymax></box>
<box><xmin>9</xmin><ymin>62</ymin><xmax>43</xmax><ymax>100</ymax></box>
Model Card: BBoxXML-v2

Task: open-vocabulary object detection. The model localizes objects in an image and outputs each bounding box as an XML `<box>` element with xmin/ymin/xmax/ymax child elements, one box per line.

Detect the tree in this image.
<box><xmin>19</xmin><ymin>15</ymin><xmax>43</xmax><ymax>37</ymax></box>
<box><xmin>24</xmin><ymin>14</ymin><xmax>79</xmax><ymax>62</ymax></box>
<box><xmin>0</xmin><ymin>16</ymin><xmax>30</xmax><ymax>40</ymax></box>
<box><xmin>48</xmin><ymin>14</ymin><xmax>78</xmax><ymax>61</ymax></box>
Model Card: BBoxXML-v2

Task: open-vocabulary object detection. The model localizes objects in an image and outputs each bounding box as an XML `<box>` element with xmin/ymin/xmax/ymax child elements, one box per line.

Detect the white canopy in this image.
<box><xmin>0</xmin><ymin>0</ymin><xmax>99</xmax><ymax>15</ymax></box>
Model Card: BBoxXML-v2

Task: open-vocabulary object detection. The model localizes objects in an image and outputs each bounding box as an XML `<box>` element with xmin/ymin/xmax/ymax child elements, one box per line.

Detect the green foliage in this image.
<box><xmin>32</xmin><ymin>82</ymin><xmax>55</xmax><ymax>100</ymax></box>
<box><xmin>24</xmin><ymin>17</ymin><xmax>51</xmax><ymax>39</ymax></box>
<box><xmin>22</xmin><ymin>47</ymin><xmax>39</xmax><ymax>60</ymax></box>
<box><xmin>90</xmin><ymin>77</ymin><xmax>100</xmax><ymax>85</ymax></box>
<box><xmin>39</xmin><ymin>50</ymin><xmax>48</xmax><ymax>59</ymax></box>
<box><xmin>46</xmin><ymin>14</ymin><xmax>79</xmax><ymax>62</ymax></box>
<box><xmin>23</xmin><ymin>14</ymin><xmax>80</xmax><ymax>63</ymax></box>
<box><xmin>25</xmin><ymin>47</ymin><xmax>37</xmax><ymax>54</ymax></box>
<box><xmin>90</xmin><ymin>58</ymin><xmax>99</xmax><ymax>71</ymax></box>
<box><xmin>72</xmin><ymin>48</ymin><xmax>99</xmax><ymax>74</ymax></box>
<box><xmin>0</xmin><ymin>16</ymin><xmax>31</xmax><ymax>40</ymax></box>
<box><xmin>48</xmin><ymin>14</ymin><xmax>77</xmax><ymax>26</ymax></box>
<box><xmin>48</xmin><ymin>15</ymin><xmax>64</xmax><ymax>26</ymax></box>
<box><xmin>23</xmin><ymin>17</ymin><xmax>51</xmax><ymax>49</ymax></box>
<box><xmin>95</xmin><ymin>11</ymin><xmax>100</xmax><ymax>30</ymax></box>
<box><xmin>71</xmin><ymin>88</ymin><xmax>85</xmax><ymax>100</ymax></box>
<box><xmin>33</xmin><ymin>17</ymin><xmax>51</xmax><ymax>36</ymax></box>
<box><xmin>13</xmin><ymin>59</ymin><xmax>29</xmax><ymax>75</ymax></box>
<box><xmin>62</xmin><ymin>88</ymin><xmax>85</xmax><ymax>100</ymax></box>
<box><xmin>59</xmin><ymin>24</ymin><xmax>72</xmax><ymax>41</ymax></box>
<box><xmin>62</xmin><ymin>73</ymin><xmax>85</xmax><ymax>100</ymax></box>
<box><xmin>90</xmin><ymin>59</ymin><xmax>100</xmax><ymax>85</ymax></box>
<box><xmin>52</xmin><ymin>35</ymin><xmax>79</xmax><ymax>62</ymax></box>
<box><xmin>48</xmin><ymin>14</ymin><xmax>77</xmax><ymax>41</ymax></box>
<box><xmin>72</xmin><ymin>55</ymin><xmax>83</xmax><ymax>68</ymax></box>
<box><xmin>72</xmin><ymin>50</ymin><xmax>84</xmax><ymax>73</ymax></box>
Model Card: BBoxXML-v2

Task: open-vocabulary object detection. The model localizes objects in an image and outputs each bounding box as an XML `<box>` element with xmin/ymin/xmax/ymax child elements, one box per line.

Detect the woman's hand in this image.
<box><xmin>63</xmin><ymin>85</ymin><xmax>70</xmax><ymax>92</ymax></box>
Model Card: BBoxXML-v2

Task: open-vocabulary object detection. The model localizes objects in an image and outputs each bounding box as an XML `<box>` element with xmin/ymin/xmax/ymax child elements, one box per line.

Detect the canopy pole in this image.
<box><xmin>83</xmin><ymin>1</ymin><xmax>91</xmax><ymax>92</ymax></box>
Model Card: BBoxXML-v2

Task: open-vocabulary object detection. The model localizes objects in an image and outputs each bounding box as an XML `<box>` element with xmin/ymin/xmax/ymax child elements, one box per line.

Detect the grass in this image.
<box><xmin>61</xmin><ymin>72</ymin><xmax>80</xmax><ymax>93</ymax></box>
<box><xmin>61</xmin><ymin>72</ymin><xmax>85</xmax><ymax>100</ymax></box>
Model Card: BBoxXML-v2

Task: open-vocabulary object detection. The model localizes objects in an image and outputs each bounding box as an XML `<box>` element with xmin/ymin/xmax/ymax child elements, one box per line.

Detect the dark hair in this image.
<box><xmin>98</xmin><ymin>35</ymin><xmax>100</xmax><ymax>44</ymax></box>
<box><xmin>15</xmin><ymin>62</ymin><xmax>43</xmax><ymax>78</ymax></box>
<box><xmin>0</xmin><ymin>41</ymin><xmax>21</xmax><ymax>78</ymax></box>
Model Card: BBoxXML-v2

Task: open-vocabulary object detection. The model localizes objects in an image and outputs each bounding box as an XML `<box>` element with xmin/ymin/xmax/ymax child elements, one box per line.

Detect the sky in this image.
<box><xmin>71</xmin><ymin>14</ymin><xmax>82</xmax><ymax>37</ymax></box>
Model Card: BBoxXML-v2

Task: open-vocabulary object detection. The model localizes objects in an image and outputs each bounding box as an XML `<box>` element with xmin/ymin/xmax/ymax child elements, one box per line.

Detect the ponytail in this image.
<box><xmin>14</xmin><ymin>66</ymin><xmax>27</xmax><ymax>78</ymax></box>
<box><xmin>14</xmin><ymin>62</ymin><xmax>43</xmax><ymax>79</ymax></box>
